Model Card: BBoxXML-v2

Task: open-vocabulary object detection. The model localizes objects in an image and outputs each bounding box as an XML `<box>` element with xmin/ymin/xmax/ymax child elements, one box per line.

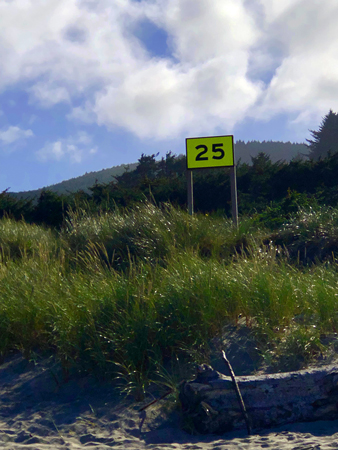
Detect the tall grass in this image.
<box><xmin>62</xmin><ymin>203</ymin><xmax>261</xmax><ymax>268</ymax></box>
<box><xmin>1</xmin><ymin>203</ymin><xmax>338</xmax><ymax>396</ymax></box>
<box><xmin>0</xmin><ymin>216</ymin><xmax>57</xmax><ymax>260</ymax></box>
<box><xmin>272</xmin><ymin>206</ymin><xmax>338</xmax><ymax>263</ymax></box>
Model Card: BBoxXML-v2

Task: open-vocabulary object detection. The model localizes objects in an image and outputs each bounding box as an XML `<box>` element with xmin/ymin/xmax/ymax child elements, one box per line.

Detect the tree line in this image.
<box><xmin>1</xmin><ymin>110</ymin><xmax>338</xmax><ymax>229</ymax></box>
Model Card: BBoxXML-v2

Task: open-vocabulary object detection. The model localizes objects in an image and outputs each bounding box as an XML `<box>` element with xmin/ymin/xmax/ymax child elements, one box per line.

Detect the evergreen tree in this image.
<box><xmin>33</xmin><ymin>190</ymin><xmax>71</xmax><ymax>228</ymax></box>
<box><xmin>306</xmin><ymin>110</ymin><xmax>338</xmax><ymax>160</ymax></box>
<box><xmin>0</xmin><ymin>190</ymin><xmax>33</xmax><ymax>221</ymax></box>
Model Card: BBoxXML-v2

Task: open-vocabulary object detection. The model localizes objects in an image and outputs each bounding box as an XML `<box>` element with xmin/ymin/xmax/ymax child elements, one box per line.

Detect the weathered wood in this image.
<box><xmin>139</xmin><ymin>389</ymin><xmax>173</xmax><ymax>412</ymax></box>
<box><xmin>179</xmin><ymin>364</ymin><xmax>338</xmax><ymax>434</ymax></box>
<box><xmin>222</xmin><ymin>350</ymin><xmax>251</xmax><ymax>435</ymax></box>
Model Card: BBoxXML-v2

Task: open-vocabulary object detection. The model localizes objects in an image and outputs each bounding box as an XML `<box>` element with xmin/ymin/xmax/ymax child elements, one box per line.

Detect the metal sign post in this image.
<box><xmin>230</xmin><ymin>164</ymin><xmax>238</xmax><ymax>227</ymax></box>
<box><xmin>187</xmin><ymin>169</ymin><xmax>194</xmax><ymax>215</ymax></box>
<box><xmin>186</xmin><ymin>135</ymin><xmax>238</xmax><ymax>226</ymax></box>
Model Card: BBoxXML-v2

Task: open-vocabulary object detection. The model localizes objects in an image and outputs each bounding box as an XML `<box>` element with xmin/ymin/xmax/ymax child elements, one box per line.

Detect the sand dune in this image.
<box><xmin>0</xmin><ymin>354</ymin><xmax>338</xmax><ymax>449</ymax></box>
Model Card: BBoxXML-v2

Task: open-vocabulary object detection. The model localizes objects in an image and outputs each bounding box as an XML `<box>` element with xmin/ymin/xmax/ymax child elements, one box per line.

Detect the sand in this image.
<box><xmin>0</xmin><ymin>353</ymin><xmax>338</xmax><ymax>450</ymax></box>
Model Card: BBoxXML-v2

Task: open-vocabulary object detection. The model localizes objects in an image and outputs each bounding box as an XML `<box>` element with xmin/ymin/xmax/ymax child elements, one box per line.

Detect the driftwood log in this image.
<box><xmin>179</xmin><ymin>364</ymin><xmax>338</xmax><ymax>434</ymax></box>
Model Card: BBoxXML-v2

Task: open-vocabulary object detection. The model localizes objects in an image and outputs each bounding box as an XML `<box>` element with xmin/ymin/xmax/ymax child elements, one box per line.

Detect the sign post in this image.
<box><xmin>187</xmin><ymin>169</ymin><xmax>194</xmax><ymax>215</ymax></box>
<box><xmin>230</xmin><ymin>165</ymin><xmax>238</xmax><ymax>227</ymax></box>
<box><xmin>186</xmin><ymin>135</ymin><xmax>238</xmax><ymax>226</ymax></box>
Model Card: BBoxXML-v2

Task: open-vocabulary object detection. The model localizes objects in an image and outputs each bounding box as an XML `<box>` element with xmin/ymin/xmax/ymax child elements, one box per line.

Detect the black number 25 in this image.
<box><xmin>196</xmin><ymin>143</ymin><xmax>225</xmax><ymax>161</ymax></box>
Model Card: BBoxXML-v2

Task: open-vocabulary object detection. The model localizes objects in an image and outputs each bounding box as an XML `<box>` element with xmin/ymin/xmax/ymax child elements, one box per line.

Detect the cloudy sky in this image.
<box><xmin>0</xmin><ymin>0</ymin><xmax>337</xmax><ymax>192</ymax></box>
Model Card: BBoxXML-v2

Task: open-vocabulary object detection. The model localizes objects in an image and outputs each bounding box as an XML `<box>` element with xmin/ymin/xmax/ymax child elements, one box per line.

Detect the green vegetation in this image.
<box><xmin>4</xmin><ymin>149</ymin><xmax>338</xmax><ymax>230</ymax></box>
<box><xmin>1</xmin><ymin>113</ymin><xmax>338</xmax><ymax>398</ymax></box>
<box><xmin>1</xmin><ymin>201</ymin><xmax>338</xmax><ymax>399</ymax></box>
<box><xmin>10</xmin><ymin>162</ymin><xmax>138</xmax><ymax>199</ymax></box>
<box><xmin>306</xmin><ymin>110</ymin><xmax>338</xmax><ymax>160</ymax></box>
<box><xmin>10</xmin><ymin>141</ymin><xmax>306</xmax><ymax>201</ymax></box>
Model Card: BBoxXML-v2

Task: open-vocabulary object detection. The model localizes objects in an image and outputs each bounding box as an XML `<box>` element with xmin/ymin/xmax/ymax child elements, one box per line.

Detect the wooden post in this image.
<box><xmin>187</xmin><ymin>170</ymin><xmax>194</xmax><ymax>215</ymax></box>
<box><xmin>230</xmin><ymin>165</ymin><xmax>238</xmax><ymax>227</ymax></box>
<box><xmin>222</xmin><ymin>350</ymin><xmax>251</xmax><ymax>435</ymax></box>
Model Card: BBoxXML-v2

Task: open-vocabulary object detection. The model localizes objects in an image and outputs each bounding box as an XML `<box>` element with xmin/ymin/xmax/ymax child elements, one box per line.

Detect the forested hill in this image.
<box><xmin>11</xmin><ymin>162</ymin><xmax>138</xmax><ymax>200</ymax></box>
<box><xmin>11</xmin><ymin>141</ymin><xmax>307</xmax><ymax>199</ymax></box>
<box><xmin>235</xmin><ymin>141</ymin><xmax>308</xmax><ymax>163</ymax></box>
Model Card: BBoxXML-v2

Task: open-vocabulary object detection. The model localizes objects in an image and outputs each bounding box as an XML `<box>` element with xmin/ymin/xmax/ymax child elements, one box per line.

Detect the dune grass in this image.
<box><xmin>1</xmin><ymin>203</ymin><xmax>338</xmax><ymax>398</ymax></box>
<box><xmin>62</xmin><ymin>202</ymin><xmax>261</xmax><ymax>268</ymax></box>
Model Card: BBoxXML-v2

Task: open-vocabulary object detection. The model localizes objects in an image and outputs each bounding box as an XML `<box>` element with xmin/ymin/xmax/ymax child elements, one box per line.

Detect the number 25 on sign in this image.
<box><xmin>186</xmin><ymin>135</ymin><xmax>234</xmax><ymax>169</ymax></box>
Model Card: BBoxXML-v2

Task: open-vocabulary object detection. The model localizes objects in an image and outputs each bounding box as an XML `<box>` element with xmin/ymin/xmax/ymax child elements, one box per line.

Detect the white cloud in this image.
<box><xmin>0</xmin><ymin>0</ymin><xmax>262</xmax><ymax>138</ymax></box>
<box><xmin>249</xmin><ymin>0</ymin><xmax>338</xmax><ymax>126</ymax></box>
<box><xmin>36</xmin><ymin>131</ymin><xmax>96</xmax><ymax>163</ymax></box>
<box><xmin>37</xmin><ymin>141</ymin><xmax>65</xmax><ymax>161</ymax></box>
<box><xmin>154</xmin><ymin>0</ymin><xmax>258</xmax><ymax>63</ymax></box>
<box><xmin>1</xmin><ymin>0</ymin><xmax>338</xmax><ymax>140</ymax></box>
<box><xmin>68</xmin><ymin>102</ymin><xmax>97</xmax><ymax>123</ymax></box>
<box><xmin>28</xmin><ymin>82</ymin><xmax>70</xmax><ymax>107</ymax></box>
<box><xmin>0</xmin><ymin>126</ymin><xmax>33</xmax><ymax>145</ymax></box>
<box><xmin>94</xmin><ymin>56</ymin><xmax>260</xmax><ymax>138</ymax></box>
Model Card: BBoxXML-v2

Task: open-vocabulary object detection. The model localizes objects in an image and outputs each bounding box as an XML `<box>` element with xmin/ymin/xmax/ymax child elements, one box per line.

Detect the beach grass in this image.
<box><xmin>1</xmin><ymin>203</ymin><xmax>338</xmax><ymax>397</ymax></box>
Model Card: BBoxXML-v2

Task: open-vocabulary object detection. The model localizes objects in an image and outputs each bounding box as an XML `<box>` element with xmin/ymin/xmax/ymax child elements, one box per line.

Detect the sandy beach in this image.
<box><xmin>0</xmin><ymin>353</ymin><xmax>338</xmax><ymax>449</ymax></box>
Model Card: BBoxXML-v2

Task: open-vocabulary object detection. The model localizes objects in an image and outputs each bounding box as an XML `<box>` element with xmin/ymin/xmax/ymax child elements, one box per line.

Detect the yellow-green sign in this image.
<box><xmin>186</xmin><ymin>135</ymin><xmax>234</xmax><ymax>169</ymax></box>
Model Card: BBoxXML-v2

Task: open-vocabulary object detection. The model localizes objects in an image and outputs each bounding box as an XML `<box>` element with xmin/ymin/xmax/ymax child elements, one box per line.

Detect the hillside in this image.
<box><xmin>235</xmin><ymin>140</ymin><xmax>308</xmax><ymax>163</ymax></box>
<box><xmin>11</xmin><ymin>162</ymin><xmax>138</xmax><ymax>200</ymax></box>
<box><xmin>10</xmin><ymin>141</ymin><xmax>308</xmax><ymax>199</ymax></box>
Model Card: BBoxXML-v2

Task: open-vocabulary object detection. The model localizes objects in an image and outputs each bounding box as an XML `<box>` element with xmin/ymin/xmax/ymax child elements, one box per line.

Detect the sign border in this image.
<box><xmin>186</xmin><ymin>135</ymin><xmax>235</xmax><ymax>170</ymax></box>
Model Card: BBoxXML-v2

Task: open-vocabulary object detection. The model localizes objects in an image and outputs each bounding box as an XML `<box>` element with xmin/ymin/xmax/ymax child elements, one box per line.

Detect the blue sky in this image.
<box><xmin>0</xmin><ymin>0</ymin><xmax>337</xmax><ymax>192</ymax></box>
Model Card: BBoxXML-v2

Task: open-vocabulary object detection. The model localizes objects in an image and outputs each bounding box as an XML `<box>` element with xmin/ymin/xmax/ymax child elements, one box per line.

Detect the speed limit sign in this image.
<box><xmin>185</xmin><ymin>134</ymin><xmax>237</xmax><ymax>225</ymax></box>
<box><xmin>186</xmin><ymin>135</ymin><xmax>234</xmax><ymax>169</ymax></box>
